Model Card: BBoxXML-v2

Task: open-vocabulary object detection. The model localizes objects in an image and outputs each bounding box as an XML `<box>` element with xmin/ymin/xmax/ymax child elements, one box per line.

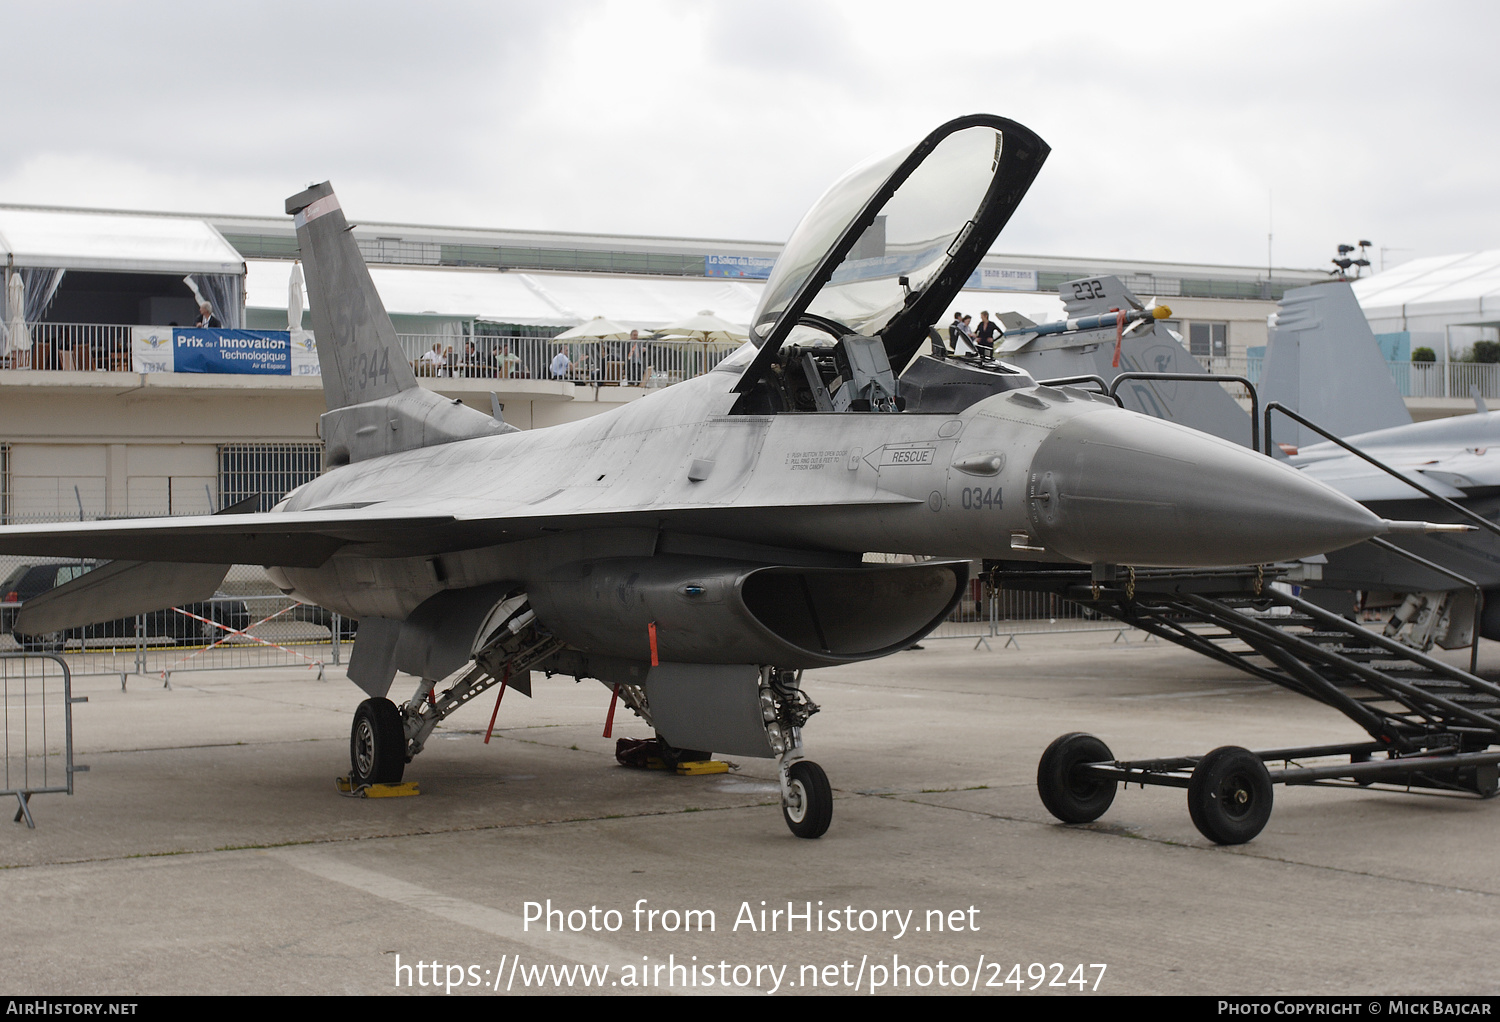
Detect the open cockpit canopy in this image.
<box><xmin>732</xmin><ymin>115</ymin><xmax>1048</xmax><ymax>404</ymax></box>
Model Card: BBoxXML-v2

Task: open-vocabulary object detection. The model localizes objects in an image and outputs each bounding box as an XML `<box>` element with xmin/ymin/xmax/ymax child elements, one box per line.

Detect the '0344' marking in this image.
<box><xmin>960</xmin><ymin>487</ymin><xmax>1002</xmax><ymax>510</ymax></box>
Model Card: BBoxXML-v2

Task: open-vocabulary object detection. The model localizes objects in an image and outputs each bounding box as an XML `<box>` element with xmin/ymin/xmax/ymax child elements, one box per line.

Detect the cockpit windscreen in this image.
<box><xmin>751</xmin><ymin>125</ymin><xmax>1004</xmax><ymax>345</ymax></box>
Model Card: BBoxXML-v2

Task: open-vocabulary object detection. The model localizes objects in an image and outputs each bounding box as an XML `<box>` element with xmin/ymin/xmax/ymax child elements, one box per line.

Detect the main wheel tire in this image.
<box><xmin>1037</xmin><ymin>732</ymin><xmax>1117</xmax><ymax>823</ymax></box>
<box><xmin>350</xmin><ymin>698</ymin><xmax>407</xmax><ymax>786</ymax></box>
<box><xmin>1187</xmin><ymin>746</ymin><xmax>1273</xmax><ymax>845</ymax></box>
<box><xmin>782</xmin><ymin>760</ymin><xmax>833</xmax><ymax>839</ymax></box>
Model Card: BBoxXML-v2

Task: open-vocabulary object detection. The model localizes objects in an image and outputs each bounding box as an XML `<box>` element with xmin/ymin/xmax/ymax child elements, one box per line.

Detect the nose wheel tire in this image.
<box><xmin>1037</xmin><ymin>732</ymin><xmax>1117</xmax><ymax>823</ymax></box>
<box><xmin>350</xmin><ymin>697</ymin><xmax>406</xmax><ymax>786</ymax></box>
<box><xmin>781</xmin><ymin>760</ymin><xmax>832</xmax><ymax>839</ymax></box>
<box><xmin>1187</xmin><ymin>746</ymin><xmax>1273</xmax><ymax>845</ymax></box>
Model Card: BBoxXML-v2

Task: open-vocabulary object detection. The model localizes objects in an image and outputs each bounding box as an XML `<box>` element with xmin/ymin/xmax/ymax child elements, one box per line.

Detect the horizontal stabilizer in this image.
<box><xmin>14</xmin><ymin>560</ymin><xmax>230</xmax><ymax>634</ymax></box>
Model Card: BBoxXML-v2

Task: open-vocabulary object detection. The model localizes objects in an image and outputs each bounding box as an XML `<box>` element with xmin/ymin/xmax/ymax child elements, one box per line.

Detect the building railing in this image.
<box><xmin>1202</xmin><ymin>355</ymin><xmax>1500</xmax><ymax>400</ymax></box>
<box><xmin>397</xmin><ymin>334</ymin><xmax>742</xmax><ymax>387</ymax></box>
<box><xmin>8</xmin><ymin>323</ymin><xmax>1500</xmax><ymax>401</ymax></box>
<box><xmin>1</xmin><ymin>323</ymin><xmax>135</xmax><ymax>372</ymax></box>
<box><xmin>0</xmin><ymin>323</ymin><xmax>744</xmax><ymax>389</ymax></box>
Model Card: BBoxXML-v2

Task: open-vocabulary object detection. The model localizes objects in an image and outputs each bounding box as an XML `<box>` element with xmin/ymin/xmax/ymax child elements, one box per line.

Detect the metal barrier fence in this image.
<box><xmin>0</xmin><ymin>583</ymin><xmax>1124</xmax><ymax>686</ymax></box>
<box><xmin>1</xmin><ymin>653</ymin><xmax>80</xmax><ymax>827</ymax></box>
<box><xmin>0</xmin><ymin>595</ymin><xmax>346</xmax><ymax>686</ymax></box>
<box><xmin>396</xmin><ymin>333</ymin><xmax>741</xmax><ymax>387</ymax></box>
<box><xmin>924</xmin><ymin>585</ymin><xmax>1132</xmax><ymax>647</ymax></box>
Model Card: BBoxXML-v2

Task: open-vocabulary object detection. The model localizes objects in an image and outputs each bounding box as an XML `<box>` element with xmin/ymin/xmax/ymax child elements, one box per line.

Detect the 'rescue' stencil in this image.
<box><xmin>865</xmin><ymin>445</ymin><xmax>937</xmax><ymax>470</ymax></box>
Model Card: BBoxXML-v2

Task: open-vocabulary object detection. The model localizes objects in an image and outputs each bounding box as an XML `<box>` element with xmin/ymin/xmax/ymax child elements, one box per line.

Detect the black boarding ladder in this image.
<box><xmin>999</xmin><ymin>392</ymin><xmax>1500</xmax><ymax>844</ymax></box>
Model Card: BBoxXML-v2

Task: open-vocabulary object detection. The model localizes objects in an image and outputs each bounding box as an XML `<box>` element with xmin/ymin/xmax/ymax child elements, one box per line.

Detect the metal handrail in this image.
<box><xmin>1108</xmin><ymin>371</ymin><xmax>1260</xmax><ymax>451</ymax></box>
<box><xmin>1034</xmin><ymin>375</ymin><xmax>1123</xmax><ymax>406</ymax></box>
<box><xmin>1263</xmin><ymin>401</ymin><xmax>1500</xmax><ymax>542</ymax></box>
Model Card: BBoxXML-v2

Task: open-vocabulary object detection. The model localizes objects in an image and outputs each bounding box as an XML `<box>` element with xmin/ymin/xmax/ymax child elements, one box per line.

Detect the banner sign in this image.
<box><xmin>130</xmin><ymin>328</ymin><xmax>322</xmax><ymax>375</ymax></box>
<box><xmin>130</xmin><ymin>326</ymin><xmax>176</xmax><ymax>373</ymax></box>
<box><xmin>963</xmin><ymin>267</ymin><xmax>1038</xmax><ymax>291</ymax></box>
<box><xmin>174</xmin><ymin>329</ymin><xmax>290</xmax><ymax>375</ymax></box>
<box><xmin>706</xmin><ymin>254</ymin><xmax>776</xmax><ymax>279</ymax></box>
<box><xmin>290</xmin><ymin>329</ymin><xmax>321</xmax><ymax>376</ymax></box>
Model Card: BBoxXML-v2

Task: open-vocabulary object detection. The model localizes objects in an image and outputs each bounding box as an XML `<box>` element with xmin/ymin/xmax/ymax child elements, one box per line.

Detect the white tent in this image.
<box><xmin>1353</xmin><ymin>251</ymin><xmax>1500</xmax><ymax>335</ymax></box>
<box><xmin>0</xmin><ymin>207</ymin><xmax>244</xmax><ymax>274</ymax></box>
<box><xmin>244</xmin><ymin>260</ymin><xmax>570</xmax><ymax>327</ymax></box>
<box><xmin>245</xmin><ymin>260</ymin><xmax>765</xmax><ymax>330</ymax></box>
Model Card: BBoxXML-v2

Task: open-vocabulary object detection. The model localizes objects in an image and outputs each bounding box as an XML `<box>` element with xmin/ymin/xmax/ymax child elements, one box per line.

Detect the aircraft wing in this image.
<box><xmin>0</xmin><ymin>495</ymin><xmax>924</xmax><ymax>568</ymax></box>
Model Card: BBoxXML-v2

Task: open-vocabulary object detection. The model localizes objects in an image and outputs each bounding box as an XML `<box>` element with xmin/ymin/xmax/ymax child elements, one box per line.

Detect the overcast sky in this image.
<box><xmin>4</xmin><ymin>1</ymin><xmax>1497</xmax><ymax>274</ymax></box>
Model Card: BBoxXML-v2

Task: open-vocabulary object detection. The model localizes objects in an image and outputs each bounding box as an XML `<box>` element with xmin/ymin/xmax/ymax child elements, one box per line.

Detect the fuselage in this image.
<box><xmin>273</xmin><ymin>364</ymin><xmax>1388</xmax><ymax>621</ymax></box>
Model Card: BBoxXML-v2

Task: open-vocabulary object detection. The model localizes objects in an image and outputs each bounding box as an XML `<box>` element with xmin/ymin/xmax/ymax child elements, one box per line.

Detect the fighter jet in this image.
<box><xmin>0</xmin><ymin>115</ymin><xmax>1436</xmax><ymax>838</ymax></box>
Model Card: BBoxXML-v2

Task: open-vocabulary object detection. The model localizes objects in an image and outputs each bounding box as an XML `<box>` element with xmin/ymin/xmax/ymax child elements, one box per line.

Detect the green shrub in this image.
<box><xmin>1412</xmin><ymin>347</ymin><xmax>1436</xmax><ymax>363</ymax></box>
<box><xmin>1470</xmin><ymin>340</ymin><xmax>1500</xmax><ymax>364</ymax></box>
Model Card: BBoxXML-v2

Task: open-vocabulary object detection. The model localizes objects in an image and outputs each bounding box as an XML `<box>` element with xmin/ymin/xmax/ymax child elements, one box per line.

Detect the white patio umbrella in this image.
<box><xmin>554</xmin><ymin>316</ymin><xmax>635</xmax><ymax>341</ymax></box>
<box><xmin>287</xmin><ymin>261</ymin><xmax>305</xmax><ymax>332</ymax></box>
<box><xmin>5</xmin><ymin>271</ymin><xmax>28</xmax><ymax>359</ymax></box>
<box><xmin>655</xmin><ymin>309</ymin><xmax>748</xmax><ymax>343</ymax></box>
<box><xmin>655</xmin><ymin>309</ymin><xmax>747</xmax><ymax>379</ymax></box>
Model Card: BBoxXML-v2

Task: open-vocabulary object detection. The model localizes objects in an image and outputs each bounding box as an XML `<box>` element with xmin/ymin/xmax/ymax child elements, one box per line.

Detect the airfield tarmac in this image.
<box><xmin>3</xmin><ymin>630</ymin><xmax>1498</xmax><ymax>997</ymax></box>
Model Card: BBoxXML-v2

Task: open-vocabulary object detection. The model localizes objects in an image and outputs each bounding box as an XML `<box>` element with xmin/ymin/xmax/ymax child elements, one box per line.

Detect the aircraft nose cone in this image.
<box><xmin>1026</xmin><ymin>409</ymin><xmax>1385</xmax><ymax>567</ymax></box>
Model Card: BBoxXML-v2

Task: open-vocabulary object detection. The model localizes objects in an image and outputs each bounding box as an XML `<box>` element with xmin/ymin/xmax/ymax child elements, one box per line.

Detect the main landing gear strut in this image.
<box><xmin>346</xmin><ymin>597</ymin><xmax>562</xmax><ymax>788</ymax></box>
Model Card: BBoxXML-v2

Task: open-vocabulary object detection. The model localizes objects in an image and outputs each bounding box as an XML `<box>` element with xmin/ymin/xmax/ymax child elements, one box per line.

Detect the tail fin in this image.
<box><xmin>286</xmin><ymin>182</ymin><xmax>418</xmax><ymax>411</ymax></box>
<box><xmin>285</xmin><ymin>183</ymin><xmax>511</xmax><ymax>464</ymax></box>
<box><xmin>1259</xmin><ymin>282</ymin><xmax>1411</xmax><ymax>447</ymax></box>
<box><xmin>1059</xmin><ymin>274</ymin><xmax>1143</xmax><ymax>318</ymax></box>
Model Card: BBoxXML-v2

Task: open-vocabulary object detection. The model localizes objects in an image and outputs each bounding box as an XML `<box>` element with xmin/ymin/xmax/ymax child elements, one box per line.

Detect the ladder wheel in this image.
<box><xmin>1037</xmin><ymin>732</ymin><xmax>1116</xmax><ymax>823</ymax></box>
<box><xmin>1188</xmin><ymin>746</ymin><xmax>1273</xmax><ymax>845</ymax></box>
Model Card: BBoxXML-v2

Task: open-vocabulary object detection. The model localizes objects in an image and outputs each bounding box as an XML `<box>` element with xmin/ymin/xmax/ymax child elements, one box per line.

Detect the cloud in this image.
<box><xmin>3</xmin><ymin>1</ymin><xmax>1499</xmax><ymax>271</ymax></box>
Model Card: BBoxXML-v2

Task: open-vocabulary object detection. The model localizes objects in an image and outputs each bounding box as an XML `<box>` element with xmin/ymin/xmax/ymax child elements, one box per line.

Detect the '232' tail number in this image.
<box><xmin>961</xmin><ymin>487</ymin><xmax>1002</xmax><ymax>510</ymax></box>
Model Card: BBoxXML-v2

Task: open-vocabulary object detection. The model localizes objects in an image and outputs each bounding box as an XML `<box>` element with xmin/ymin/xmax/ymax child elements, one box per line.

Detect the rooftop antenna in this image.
<box><xmin>1267</xmin><ymin>189</ymin><xmax>1273</xmax><ymax>283</ymax></box>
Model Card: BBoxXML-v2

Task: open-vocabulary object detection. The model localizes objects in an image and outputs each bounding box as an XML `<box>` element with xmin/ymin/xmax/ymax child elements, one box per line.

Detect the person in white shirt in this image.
<box><xmin>953</xmin><ymin>314</ymin><xmax>978</xmax><ymax>357</ymax></box>
<box><xmin>550</xmin><ymin>347</ymin><xmax>571</xmax><ymax>379</ymax></box>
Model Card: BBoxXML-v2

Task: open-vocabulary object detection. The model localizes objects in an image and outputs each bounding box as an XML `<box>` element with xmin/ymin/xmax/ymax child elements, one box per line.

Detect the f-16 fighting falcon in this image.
<box><xmin>0</xmin><ymin>115</ymin><xmax>1451</xmax><ymax>838</ymax></box>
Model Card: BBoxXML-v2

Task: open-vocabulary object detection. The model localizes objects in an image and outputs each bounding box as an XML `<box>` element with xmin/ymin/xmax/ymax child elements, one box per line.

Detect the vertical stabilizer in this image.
<box><xmin>286</xmin><ymin>182</ymin><xmax>419</xmax><ymax>411</ymax></box>
<box><xmin>1260</xmin><ymin>283</ymin><xmax>1412</xmax><ymax>447</ymax></box>
<box><xmin>284</xmin><ymin>182</ymin><xmax>512</xmax><ymax>465</ymax></box>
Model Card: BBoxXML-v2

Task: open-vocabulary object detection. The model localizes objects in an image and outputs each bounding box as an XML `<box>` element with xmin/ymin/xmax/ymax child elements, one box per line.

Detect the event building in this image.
<box><xmin>2</xmin><ymin>199</ymin><xmax>1490</xmax><ymax>525</ymax></box>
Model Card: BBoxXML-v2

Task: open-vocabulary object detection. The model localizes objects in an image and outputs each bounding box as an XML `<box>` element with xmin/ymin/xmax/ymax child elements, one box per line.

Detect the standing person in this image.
<box><xmin>195</xmin><ymin>302</ymin><xmax>220</xmax><ymax>329</ymax></box>
<box><xmin>627</xmin><ymin>330</ymin><xmax>644</xmax><ymax>385</ymax></box>
<box><xmin>954</xmin><ymin>314</ymin><xmax>977</xmax><ymax>357</ymax></box>
<box><xmin>550</xmin><ymin>346</ymin><xmax>571</xmax><ymax>379</ymax></box>
<box><xmin>948</xmin><ymin>312</ymin><xmax>964</xmax><ymax>352</ymax></box>
<box><xmin>973</xmin><ymin>311</ymin><xmax>999</xmax><ymax>359</ymax></box>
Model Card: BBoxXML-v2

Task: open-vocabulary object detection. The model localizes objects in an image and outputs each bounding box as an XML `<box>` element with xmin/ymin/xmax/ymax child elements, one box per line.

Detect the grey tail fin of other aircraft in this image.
<box><xmin>1059</xmin><ymin>274</ymin><xmax>1143</xmax><ymax>318</ymax></box>
<box><xmin>1259</xmin><ymin>282</ymin><xmax>1412</xmax><ymax>448</ymax></box>
<box><xmin>286</xmin><ymin>182</ymin><xmax>419</xmax><ymax>412</ymax></box>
